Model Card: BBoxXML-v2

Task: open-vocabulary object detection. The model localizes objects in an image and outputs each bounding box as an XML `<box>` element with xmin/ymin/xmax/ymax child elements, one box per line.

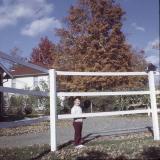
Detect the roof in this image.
<box><xmin>0</xmin><ymin>63</ymin><xmax>13</xmax><ymax>79</ymax></box>
<box><xmin>0</xmin><ymin>51</ymin><xmax>48</xmax><ymax>74</ymax></box>
<box><xmin>11</xmin><ymin>62</ymin><xmax>49</xmax><ymax>78</ymax></box>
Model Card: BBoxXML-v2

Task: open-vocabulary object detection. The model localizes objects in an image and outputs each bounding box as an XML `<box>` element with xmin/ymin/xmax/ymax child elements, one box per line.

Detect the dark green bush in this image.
<box><xmin>24</xmin><ymin>106</ymin><xmax>33</xmax><ymax>115</ymax></box>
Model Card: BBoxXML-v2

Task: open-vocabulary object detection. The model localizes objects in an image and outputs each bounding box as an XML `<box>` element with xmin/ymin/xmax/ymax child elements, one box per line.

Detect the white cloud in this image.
<box><xmin>0</xmin><ymin>0</ymin><xmax>54</xmax><ymax>28</ymax></box>
<box><xmin>145</xmin><ymin>38</ymin><xmax>159</xmax><ymax>66</ymax></box>
<box><xmin>21</xmin><ymin>17</ymin><xmax>62</xmax><ymax>37</ymax></box>
<box><xmin>131</xmin><ymin>23</ymin><xmax>145</xmax><ymax>32</ymax></box>
<box><xmin>145</xmin><ymin>38</ymin><xmax>159</xmax><ymax>52</ymax></box>
<box><xmin>146</xmin><ymin>55</ymin><xmax>159</xmax><ymax>66</ymax></box>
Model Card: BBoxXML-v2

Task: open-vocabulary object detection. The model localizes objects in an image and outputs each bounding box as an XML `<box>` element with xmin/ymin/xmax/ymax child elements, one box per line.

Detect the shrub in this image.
<box><xmin>24</xmin><ymin>106</ymin><xmax>33</xmax><ymax>115</ymax></box>
<box><xmin>8</xmin><ymin>95</ymin><xmax>25</xmax><ymax>116</ymax></box>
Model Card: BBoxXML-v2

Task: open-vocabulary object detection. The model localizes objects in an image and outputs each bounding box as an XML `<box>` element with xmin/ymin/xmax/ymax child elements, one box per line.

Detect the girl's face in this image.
<box><xmin>74</xmin><ymin>98</ymin><xmax>80</xmax><ymax>106</ymax></box>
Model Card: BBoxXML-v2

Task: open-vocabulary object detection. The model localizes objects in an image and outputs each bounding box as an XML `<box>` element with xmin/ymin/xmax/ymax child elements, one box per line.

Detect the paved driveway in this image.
<box><xmin>0</xmin><ymin>116</ymin><xmax>154</xmax><ymax>148</ymax></box>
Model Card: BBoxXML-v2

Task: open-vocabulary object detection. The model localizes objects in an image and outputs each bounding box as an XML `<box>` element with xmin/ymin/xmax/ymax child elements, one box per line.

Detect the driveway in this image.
<box><xmin>0</xmin><ymin>116</ymin><xmax>154</xmax><ymax>148</ymax></box>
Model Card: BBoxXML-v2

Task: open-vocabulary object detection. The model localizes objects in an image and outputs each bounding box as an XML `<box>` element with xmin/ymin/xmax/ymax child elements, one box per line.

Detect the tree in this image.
<box><xmin>30</xmin><ymin>37</ymin><xmax>58</xmax><ymax>68</ymax></box>
<box><xmin>56</xmin><ymin>0</ymin><xmax>147</xmax><ymax>91</ymax></box>
<box><xmin>10</xmin><ymin>47</ymin><xmax>28</xmax><ymax>62</ymax></box>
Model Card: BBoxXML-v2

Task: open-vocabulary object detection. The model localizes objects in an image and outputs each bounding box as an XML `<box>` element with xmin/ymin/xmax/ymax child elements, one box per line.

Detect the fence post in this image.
<box><xmin>49</xmin><ymin>69</ymin><xmax>57</xmax><ymax>151</ymax></box>
<box><xmin>148</xmin><ymin>71</ymin><xmax>159</xmax><ymax>140</ymax></box>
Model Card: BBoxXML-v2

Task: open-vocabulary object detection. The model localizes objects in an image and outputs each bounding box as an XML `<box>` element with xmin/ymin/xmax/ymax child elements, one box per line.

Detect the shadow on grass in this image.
<box><xmin>141</xmin><ymin>146</ymin><xmax>160</xmax><ymax>159</ymax></box>
<box><xmin>30</xmin><ymin>127</ymin><xmax>157</xmax><ymax>160</ymax></box>
<box><xmin>58</xmin><ymin>140</ymin><xmax>74</xmax><ymax>149</ymax></box>
<box><xmin>76</xmin><ymin>147</ymin><xmax>160</xmax><ymax>160</ymax></box>
<box><xmin>58</xmin><ymin>126</ymin><xmax>154</xmax><ymax>150</ymax></box>
<box><xmin>82</xmin><ymin>126</ymin><xmax>154</xmax><ymax>145</ymax></box>
<box><xmin>1</xmin><ymin>145</ymin><xmax>160</xmax><ymax>160</ymax></box>
<box><xmin>76</xmin><ymin>150</ymin><xmax>128</xmax><ymax>160</ymax></box>
<box><xmin>30</xmin><ymin>149</ymin><xmax>50</xmax><ymax>160</ymax></box>
<box><xmin>57</xmin><ymin>133</ymin><xmax>101</xmax><ymax>149</ymax></box>
<box><xmin>146</xmin><ymin>126</ymin><xmax>154</xmax><ymax>137</ymax></box>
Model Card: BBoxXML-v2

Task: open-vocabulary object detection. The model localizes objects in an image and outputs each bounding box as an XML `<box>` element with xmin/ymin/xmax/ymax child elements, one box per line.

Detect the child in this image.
<box><xmin>71</xmin><ymin>97</ymin><xmax>85</xmax><ymax>148</ymax></box>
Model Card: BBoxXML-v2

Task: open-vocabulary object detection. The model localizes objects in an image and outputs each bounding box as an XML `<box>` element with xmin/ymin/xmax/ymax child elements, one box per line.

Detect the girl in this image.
<box><xmin>71</xmin><ymin>97</ymin><xmax>85</xmax><ymax>148</ymax></box>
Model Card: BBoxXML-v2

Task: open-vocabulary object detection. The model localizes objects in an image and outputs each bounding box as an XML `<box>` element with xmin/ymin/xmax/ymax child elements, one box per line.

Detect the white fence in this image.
<box><xmin>50</xmin><ymin>70</ymin><xmax>160</xmax><ymax>151</ymax></box>
<box><xmin>0</xmin><ymin>51</ymin><xmax>160</xmax><ymax>152</ymax></box>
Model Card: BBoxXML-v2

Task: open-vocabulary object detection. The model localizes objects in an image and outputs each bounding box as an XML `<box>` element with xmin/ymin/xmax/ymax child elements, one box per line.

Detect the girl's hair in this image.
<box><xmin>73</xmin><ymin>96</ymin><xmax>81</xmax><ymax>101</ymax></box>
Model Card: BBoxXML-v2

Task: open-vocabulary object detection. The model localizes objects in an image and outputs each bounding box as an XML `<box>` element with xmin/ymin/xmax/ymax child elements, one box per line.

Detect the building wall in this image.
<box><xmin>3</xmin><ymin>75</ymin><xmax>49</xmax><ymax>110</ymax></box>
<box><xmin>3</xmin><ymin>75</ymin><xmax>66</xmax><ymax>109</ymax></box>
<box><xmin>3</xmin><ymin>75</ymin><xmax>49</xmax><ymax>89</ymax></box>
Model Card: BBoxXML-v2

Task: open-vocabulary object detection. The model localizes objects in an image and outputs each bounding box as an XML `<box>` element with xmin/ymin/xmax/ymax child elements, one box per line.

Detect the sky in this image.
<box><xmin>0</xmin><ymin>0</ymin><xmax>159</xmax><ymax>67</ymax></box>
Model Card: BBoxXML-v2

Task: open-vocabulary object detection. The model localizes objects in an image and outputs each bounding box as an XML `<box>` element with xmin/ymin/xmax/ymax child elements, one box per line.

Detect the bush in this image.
<box><xmin>62</xmin><ymin>94</ymin><xmax>150</xmax><ymax>113</ymax></box>
<box><xmin>24</xmin><ymin>106</ymin><xmax>32</xmax><ymax>115</ymax></box>
<box><xmin>8</xmin><ymin>95</ymin><xmax>25</xmax><ymax>116</ymax></box>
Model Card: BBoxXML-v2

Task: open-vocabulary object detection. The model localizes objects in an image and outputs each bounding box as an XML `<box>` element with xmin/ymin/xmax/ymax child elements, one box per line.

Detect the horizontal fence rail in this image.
<box><xmin>1</xmin><ymin>87</ymin><xmax>159</xmax><ymax>97</ymax></box>
<box><xmin>58</xmin><ymin>108</ymin><xmax>160</xmax><ymax>119</ymax></box>
<box><xmin>57</xmin><ymin>91</ymin><xmax>150</xmax><ymax>97</ymax></box>
<box><xmin>58</xmin><ymin>109</ymin><xmax>150</xmax><ymax>119</ymax></box>
<box><xmin>57</xmin><ymin>91</ymin><xmax>160</xmax><ymax>97</ymax></box>
<box><xmin>56</xmin><ymin>71</ymin><xmax>148</xmax><ymax>76</ymax></box>
<box><xmin>0</xmin><ymin>86</ymin><xmax>48</xmax><ymax>97</ymax></box>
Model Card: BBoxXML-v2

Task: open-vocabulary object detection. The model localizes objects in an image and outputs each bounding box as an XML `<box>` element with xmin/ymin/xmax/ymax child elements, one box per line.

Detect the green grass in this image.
<box><xmin>1</xmin><ymin>133</ymin><xmax>160</xmax><ymax>160</ymax></box>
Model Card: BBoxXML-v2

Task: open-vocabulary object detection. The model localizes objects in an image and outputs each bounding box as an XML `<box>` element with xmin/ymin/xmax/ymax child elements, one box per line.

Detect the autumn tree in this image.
<box><xmin>56</xmin><ymin>0</ymin><xmax>147</xmax><ymax>91</ymax></box>
<box><xmin>30</xmin><ymin>37</ymin><xmax>59</xmax><ymax>68</ymax></box>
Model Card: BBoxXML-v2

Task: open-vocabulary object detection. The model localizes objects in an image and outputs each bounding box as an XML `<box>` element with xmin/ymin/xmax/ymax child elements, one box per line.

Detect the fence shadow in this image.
<box><xmin>58</xmin><ymin>140</ymin><xmax>74</xmax><ymax>149</ymax></box>
<box><xmin>30</xmin><ymin>148</ymin><xmax>50</xmax><ymax>160</ymax></box>
<box><xmin>141</xmin><ymin>146</ymin><xmax>160</xmax><ymax>159</ymax></box>
<box><xmin>75</xmin><ymin>147</ymin><xmax>160</xmax><ymax>160</ymax></box>
<box><xmin>31</xmin><ymin>134</ymin><xmax>160</xmax><ymax>160</ymax></box>
<box><xmin>58</xmin><ymin>126</ymin><xmax>154</xmax><ymax>149</ymax></box>
<box><xmin>146</xmin><ymin>126</ymin><xmax>154</xmax><ymax>137</ymax></box>
<box><xmin>30</xmin><ymin>146</ymin><xmax>160</xmax><ymax>160</ymax></box>
<box><xmin>76</xmin><ymin>150</ymin><xmax>128</xmax><ymax>160</ymax></box>
<box><xmin>58</xmin><ymin>133</ymin><xmax>97</xmax><ymax>149</ymax></box>
<box><xmin>83</xmin><ymin>126</ymin><xmax>153</xmax><ymax>144</ymax></box>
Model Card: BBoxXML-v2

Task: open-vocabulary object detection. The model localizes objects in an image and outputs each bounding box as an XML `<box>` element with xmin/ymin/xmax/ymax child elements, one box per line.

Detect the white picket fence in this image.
<box><xmin>0</xmin><ymin>51</ymin><xmax>160</xmax><ymax>152</ymax></box>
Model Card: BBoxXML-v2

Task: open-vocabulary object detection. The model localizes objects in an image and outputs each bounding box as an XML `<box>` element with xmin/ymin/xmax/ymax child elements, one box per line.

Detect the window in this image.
<box><xmin>33</xmin><ymin>76</ymin><xmax>38</xmax><ymax>87</ymax></box>
<box><xmin>11</xmin><ymin>79</ymin><xmax>16</xmax><ymax>88</ymax></box>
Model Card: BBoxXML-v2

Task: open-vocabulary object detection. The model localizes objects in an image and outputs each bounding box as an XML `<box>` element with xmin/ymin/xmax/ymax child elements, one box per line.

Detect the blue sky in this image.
<box><xmin>0</xmin><ymin>0</ymin><xmax>159</xmax><ymax>66</ymax></box>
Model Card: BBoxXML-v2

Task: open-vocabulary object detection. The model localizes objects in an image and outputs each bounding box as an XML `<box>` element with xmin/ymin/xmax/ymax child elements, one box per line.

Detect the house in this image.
<box><xmin>3</xmin><ymin>63</ymin><xmax>49</xmax><ymax>90</ymax></box>
<box><xmin>2</xmin><ymin>62</ymin><xmax>66</xmax><ymax>111</ymax></box>
<box><xmin>2</xmin><ymin>63</ymin><xmax>49</xmax><ymax>111</ymax></box>
<box><xmin>0</xmin><ymin>62</ymin><xmax>13</xmax><ymax>116</ymax></box>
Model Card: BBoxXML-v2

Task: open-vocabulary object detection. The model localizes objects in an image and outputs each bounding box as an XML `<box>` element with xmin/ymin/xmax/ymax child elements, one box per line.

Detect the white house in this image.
<box><xmin>0</xmin><ymin>62</ymin><xmax>13</xmax><ymax>115</ymax></box>
<box><xmin>2</xmin><ymin>64</ymin><xmax>49</xmax><ymax>110</ymax></box>
<box><xmin>3</xmin><ymin>64</ymin><xmax>49</xmax><ymax>90</ymax></box>
<box><xmin>3</xmin><ymin>64</ymin><xmax>65</xmax><ymax>110</ymax></box>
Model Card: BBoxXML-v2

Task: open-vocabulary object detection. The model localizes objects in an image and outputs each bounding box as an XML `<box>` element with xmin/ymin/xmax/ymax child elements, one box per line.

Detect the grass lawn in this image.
<box><xmin>0</xmin><ymin>120</ymin><xmax>72</xmax><ymax>136</ymax></box>
<box><xmin>0</xmin><ymin>121</ymin><xmax>50</xmax><ymax>136</ymax></box>
<box><xmin>1</xmin><ymin>132</ymin><xmax>160</xmax><ymax>160</ymax></box>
